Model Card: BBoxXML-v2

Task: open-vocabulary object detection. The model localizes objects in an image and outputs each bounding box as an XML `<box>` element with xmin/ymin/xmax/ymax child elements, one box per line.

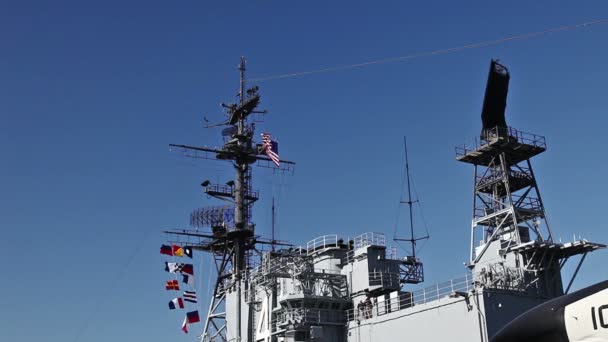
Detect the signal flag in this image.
<box><xmin>181</xmin><ymin>316</ymin><xmax>188</xmax><ymax>334</ymax></box>
<box><xmin>187</xmin><ymin>311</ymin><xmax>200</xmax><ymax>323</ymax></box>
<box><xmin>183</xmin><ymin>291</ymin><xmax>197</xmax><ymax>303</ymax></box>
<box><xmin>181</xmin><ymin>311</ymin><xmax>200</xmax><ymax>334</ymax></box>
<box><xmin>172</xmin><ymin>245</ymin><xmax>184</xmax><ymax>257</ymax></box>
<box><xmin>165</xmin><ymin>280</ymin><xmax>180</xmax><ymax>291</ymax></box>
<box><xmin>168</xmin><ymin>297</ymin><xmax>184</xmax><ymax>310</ymax></box>
<box><xmin>182</xmin><ymin>274</ymin><xmax>195</xmax><ymax>286</ymax></box>
<box><xmin>160</xmin><ymin>245</ymin><xmax>173</xmax><ymax>256</ymax></box>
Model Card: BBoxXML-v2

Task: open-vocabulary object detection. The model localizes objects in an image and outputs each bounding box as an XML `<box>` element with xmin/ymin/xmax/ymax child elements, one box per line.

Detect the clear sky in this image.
<box><xmin>1</xmin><ymin>1</ymin><xmax>608</xmax><ymax>341</ymax></box>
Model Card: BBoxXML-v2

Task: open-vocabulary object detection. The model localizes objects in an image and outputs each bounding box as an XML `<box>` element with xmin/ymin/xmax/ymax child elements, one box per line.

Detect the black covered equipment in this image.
<box><xmin>481</xmin><ymin>60</ymin><xmax>510</xmax><ymax>135</ymax></box>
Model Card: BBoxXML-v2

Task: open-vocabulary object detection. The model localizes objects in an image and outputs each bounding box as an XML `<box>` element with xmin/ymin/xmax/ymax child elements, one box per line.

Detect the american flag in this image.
<box><xmin>261</xmin><ymin>133</ymin><xmax>280</xmax><ymax>167</ymax></box>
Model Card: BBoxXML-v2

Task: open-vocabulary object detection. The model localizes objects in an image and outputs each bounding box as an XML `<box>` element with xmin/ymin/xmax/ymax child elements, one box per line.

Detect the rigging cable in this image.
<box><xmin>392</xmin><ymin>160</ymin><xmax>409</xmax><ymax>241</ymax></box>
<box><xmin>72</xmin><ymin>230</ymin><xmax>153</xmax><ymax>342</ymax></box>
<box><xmin>250</xmin><ymin>18</ymin><xmax>608</xmax><ymax>82</ymax></box>
<box><xmin>410</xmin><ymin>174</ymin><xmax>431</xmax><ymax>256</ymax></box>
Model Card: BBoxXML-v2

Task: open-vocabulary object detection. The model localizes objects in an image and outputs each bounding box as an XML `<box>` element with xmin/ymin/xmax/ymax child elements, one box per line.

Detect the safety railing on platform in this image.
<box><xmin>455</xmin><ymin>126</ymin><xmax>546</xmax><ymax>159</ymax></box>
<box><xmin>354</xmin><ymin>232</ymin><xmax>386</xmax><ymax>249</ymax></box>
<box><xmin>512</xmin><ymin>195</ymin><xmax>542</xmax><ymax>211</ymax></box>
<box><xmin>250</xmin><ymin>257</ymin><xmax>307</xmax><ymax>279</ymax></box>
<box><xmin>474</xmin><ymin>197</ymin><xmax>542</xmax><ymax>219</ymax></box>
<box><xmin>306</xmin><ymin>235</ymin><xmax>339</xmax><ymax>255</ymax></box>
<box><xmin>275</xmin><ymin>308</ymin><xmax>347</xmax><ymax>326</ymax></box>
<box><xmin>343</xmin><ymin>244</ymin><xmax>400</xmax><ymax>264</ymax></box>
<box><xmin>386</xmin><ymin>246</ymin><xmax>398</xmax><ymax>260</ymax></box>
<box><xmin>369</xmin><ymin>271</ymin><xmax>401</xmax><ymax>288</ymax></box>
<box><xmin>346</xmin><ymin>273</ymin><xmax>475</xmax><ymax>321</ymax></box>
<box><xmin>495</xmin><ymin>127</ymin><xmax>546</xmax><ymax>148</ymax></box>
<box><xmin>476</xmin><ymin>168</ymin><xmax>532</xmax><ymax>188</ymax></box>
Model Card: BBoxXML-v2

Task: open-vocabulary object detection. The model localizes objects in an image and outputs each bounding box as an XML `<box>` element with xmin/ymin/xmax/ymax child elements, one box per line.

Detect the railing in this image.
<box><xmin>346</xmin><ymin>273</ymin><xmax>476</xmax><ymax>321</ymax></box>
<box><xmin>476</xmin><ymin>168</ymin><xmax>532</xmax><ymax>188</ymax></box>
<box><xmin>273</xmin><ymin>232</ymin><xmax>390</xmax><ymax>261</ymax></box>
<box><xmin>512</xmin><ymin>195</ymin><xmax>542</xmax><ymax>211</ymax></box>
<box><xmin>386</xmin><ymin>246</ymin><xmax>398</xmax><ymax>260</ymax></box>
<box><xmin>455</xmin><ymin>126</ymin><xmax>546</xmax><ymax>159</ymax></box>
<box><xmin>250</xmin><ymin>256</ymin><xmax>309</xmax><ymax>279</ymax></box>
<box><xmin>307</xmin><ymin>235</ymin><xmax>339</xmax><ymax>255</ymax></box>
<box><xmin>493</xmin><ymin>127</ymin><xmax>546</xmax><ymax>148</ymax></box>
<box><xmin>205</xmin><ymin>184</ymin><xmax>259</xmax><ymax>200</ymax></box>
<box><xmin>369</xmin><ymin>271</ymin><xmax>400</xmax><ymax>288</ymax></box>
<box><xmin>354</xmin><ymin>232</ymin><xmax>386</xmax><ymax>249</ymax></box>
<box><xmin>275</xmin><ymin>308</ymin><xmax>346</xmax><ymax>326</ymax></box>
<box><xmin>401</xmin><ymin>260</ymin><xmax>424</xmax><ymax>284</ymax></box>
<box><xmin>343</xmin><ymin>244</ymin><xmax>400</xmax><ymax>264</ymax></box>
<box><xmin>474</xmin><ymin>195</ymin><xmax>542</xmax><ymax>219</ymax></box>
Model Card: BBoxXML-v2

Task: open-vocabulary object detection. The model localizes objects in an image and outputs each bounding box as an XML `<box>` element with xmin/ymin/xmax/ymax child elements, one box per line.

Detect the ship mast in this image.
<box><xmin>165</xmin><ymin>57</ymin><xmax>294</xmax><ymax>342</ymax></box>
<box><xmin>394</xmin><ymin>137</ymin><xmax>427</xmax><ymax>284</ymax></box>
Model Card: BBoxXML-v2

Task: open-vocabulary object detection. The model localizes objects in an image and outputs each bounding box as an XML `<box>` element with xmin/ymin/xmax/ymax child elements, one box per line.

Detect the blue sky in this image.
<box><xmin>1</xmin><ymin>1</ymin><xmax>608</xmax><ymax>341</ymax></box>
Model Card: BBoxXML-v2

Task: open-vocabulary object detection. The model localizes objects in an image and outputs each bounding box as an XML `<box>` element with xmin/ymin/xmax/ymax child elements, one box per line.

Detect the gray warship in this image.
<box><xmin>165</xmin><ymin>58</ymin><xmax>607</xmax><ymax>342</ymax></box>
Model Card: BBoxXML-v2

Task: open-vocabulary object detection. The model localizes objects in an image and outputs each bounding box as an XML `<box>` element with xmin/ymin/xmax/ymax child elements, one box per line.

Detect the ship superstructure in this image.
<box><xmin>165</xmin><ymin>59</ymin><xmax>605</xmax><ymax>342</ymax></box>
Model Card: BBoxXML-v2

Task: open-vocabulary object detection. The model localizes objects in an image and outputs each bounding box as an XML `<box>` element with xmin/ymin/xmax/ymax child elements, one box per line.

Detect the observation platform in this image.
<box><xmin>456</xmin><ymin>127</ymin><xmax>546</xmax><ymax>166</ymax></box>
<box><xmin>510</xmin><ymin>239</ymin><xmax>606</xmax><ymax>258</ymax></box>
<box><xmin>205</xmin><ymin>183</ymin><xmax>259</xmax><ymax>201</ymax></box>
<box><xmin>304</xmin><ymin>232</ymin><xmax>388</xmax><ymax>256</ymax></box>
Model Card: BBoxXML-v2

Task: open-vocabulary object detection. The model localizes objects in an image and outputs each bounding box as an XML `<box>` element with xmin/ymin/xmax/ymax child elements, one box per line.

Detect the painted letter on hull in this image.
<box><xmin>490</xmin><ymin>281</ymin><xmax>608</xmax><ymax>342</ymax></box>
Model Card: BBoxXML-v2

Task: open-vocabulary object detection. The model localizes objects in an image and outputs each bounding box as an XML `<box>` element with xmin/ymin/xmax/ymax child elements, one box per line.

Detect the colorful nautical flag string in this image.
<box><xmin>160</xmin><ymin>244</ymin><xmax>197</xmax><ymax>333</ymax></box>
<box><xmin>261</xmin><ymin>133</ymin><xmax>280</xmax><ymax>167</ymax></box>
<box><xmin>160</xmin><ymin>244</ymin><xmax>188</xmax><ymax>257</ymax></box>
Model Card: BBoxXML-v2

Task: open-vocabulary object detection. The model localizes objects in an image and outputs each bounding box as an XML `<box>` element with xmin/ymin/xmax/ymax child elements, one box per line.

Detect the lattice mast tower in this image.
<box><xmin>167</xmin><ymin>57</ymin><xmax>294</xmax><ymax>342</ymax></box>
<box><xmin>456</xmin><ymin>60</ymin><xmax>558</xmax><ymax>293</ymax></box>
<box><xmin>456</xmin><ymin>60</ymin><xmax>602</xmax><ymax>296</ymax></box>
<box><xmin>462</xmin><ymin>60</ymin><xmax>551</xmax><ymax>256</ymax></box>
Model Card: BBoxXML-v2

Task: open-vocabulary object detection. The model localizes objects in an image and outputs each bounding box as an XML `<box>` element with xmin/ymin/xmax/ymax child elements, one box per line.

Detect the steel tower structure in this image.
<box><xmin>456</xmin><ymin>60</ymin><xmax>603</xmax><ymax>297</ymax></box>
<box><xmin>458</xmin><ymin>125</ymin><xmax>550</xmax><ymax>265</ymax></box>
<box><xmin>166</xmin><ymin>57</ymin><xmax>294</xmax><ymax>342</ymax></box>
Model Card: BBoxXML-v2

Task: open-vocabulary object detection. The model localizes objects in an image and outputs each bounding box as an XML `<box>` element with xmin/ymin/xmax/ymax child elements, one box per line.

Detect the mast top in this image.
<box><xmin>239</xmin><ymin>56</ymin><xmax>246</xmax><ymax>106</ymax></box>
